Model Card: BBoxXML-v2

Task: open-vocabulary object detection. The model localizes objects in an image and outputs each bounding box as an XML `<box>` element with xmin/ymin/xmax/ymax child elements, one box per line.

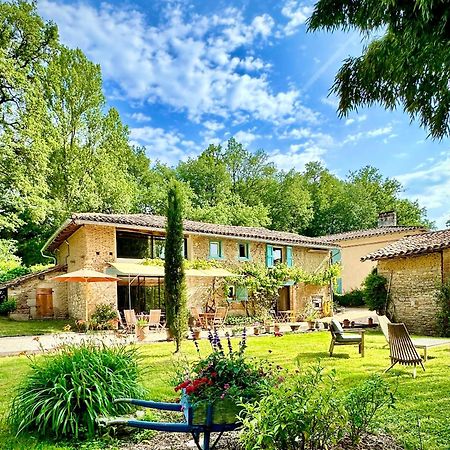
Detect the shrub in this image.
<box><xmin>362</xmin><ymin>269</ymin><xmax>389</xmax><ymax>314</ymax></box>
<box><xmin>8</xmin><ymin>341</ymin><xmax>146</xmax><ymax>439</ymax></box>
<box><xmin>239</xmin><ymin>364</ymin><xmax>347</xmax><ymax>450</ymax></box>
<box><xmin>224</xmin><ymin>315</ymin><xmax>263</xmax><ymax>326</ymax></box>
<box><xmin>435</xmin><ymin>280</ymin><xmax>450</xmax><ymax>337</ymax></box>
<box><xmin>0</xmin><ymin>299</ymin><xmax>17</xmax><ymax>315</ymax></box>
<box><xmin>90</xmin><ymin>303</ymin><xmax>118</xmax><ymax>330</ymax></box>
<box><xmin>344</xmin><ymin>374</ymin><xmax>395</xmax><ymax>444</ymax></box>
<box><xmin>334</xmin><ymin>289</ymin><xmax>365</xmax><ymax>307</ymax></box>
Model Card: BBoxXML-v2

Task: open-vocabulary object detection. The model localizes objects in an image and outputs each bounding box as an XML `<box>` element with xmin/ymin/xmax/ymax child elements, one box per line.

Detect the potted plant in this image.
<box><xmin>290</xmin><ymin>324</ymin><xmax>300</xmax><ymax>332</ymax></box>
<box><xmin>305</xmin><ymin>311</ymin><xmax>318</xmax><ymax>330</ymax></box>
<box><xmin>274</xmin><ymin>323</ymin><xmax>281</xmax><ymax>334</ymax></box>
<box><xmin>191</xmin><ymin>326</ymin><xmax>202</xmax><ymax>340</ymax></box>
<box><xmin>174</xmin><ymin>330</ymin><xmax>275</xmax><ymax>425</ymax></box>
<box><xmin>136</xmin><ymin>319</ymin><xmax>149</xmax><ymax>341</ymax></box>
<box><xmin>253</xmin><ymin>323</ymin><xmax>261</xmax><ymax>336</ymax></box>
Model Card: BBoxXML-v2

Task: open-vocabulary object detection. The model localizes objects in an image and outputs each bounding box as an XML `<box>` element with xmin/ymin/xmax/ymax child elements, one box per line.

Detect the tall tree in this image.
<box><xmin>0</xmin><ymin>0</ymin><xmax>57</xmax><ymax>232</ymax></box>
<box><xmin>308</xmin><ymin>0</ymin><xmax>450</xmax><ymax>139</ymax></box>
<box><xmin>164</xmin><ymin>182</ymin><xmax>188</xmax><ymax>353</ymax></box>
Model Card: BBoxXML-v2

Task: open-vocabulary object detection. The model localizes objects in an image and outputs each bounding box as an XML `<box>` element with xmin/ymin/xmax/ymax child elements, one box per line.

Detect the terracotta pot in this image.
<box><xmin>343</xmin><ymin>319</ymin><xmax>350</xmax><ymax>328</ymax></box>
<box><xmin>253</xmin><ymin>327</ymin><xmax>260</xmax><ymax>335</ymax></box>
<box><xmin>193</xmin><ymin>330</ymin><xmax>201</xmax><ymax>340</ymax></box>
<box><xmin>368</xmin><ymin>317</ymin><xmax>374</xmax><ymax>326</ymax></box>
<box><xmin>307</xmin><ymin>321</ymin><xmax>315</xmax><ymax>330</ymax></box>
<box><xmin>136</xmin><ymin>325</ymin><xmax>148</xmax><ymax>341</ymax></box>
<box><xmin>290</xmin><ymin>324</ymin><xmax>300</xmax><ymax>332</ymax></box>
<box><xmin>265</xmin><ymin>326</ymin><xmax>271</xmax><ymax>334</ymax></box>
<box><xmin>274</xmin><ymin>324</ymin><xmax>280</xmax><ymax>333</ymax></box>
<box><xmin>166</xmin><ymin>329</ymin><xmax>174</xmax><ymax>341</ymax></box>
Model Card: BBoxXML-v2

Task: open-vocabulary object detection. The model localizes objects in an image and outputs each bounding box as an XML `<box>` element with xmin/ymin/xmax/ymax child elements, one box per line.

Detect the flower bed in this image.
<box><xmin>174</xmin><ymin>329</ymin><xmax>274</xmax><ymax>426</ymax></box>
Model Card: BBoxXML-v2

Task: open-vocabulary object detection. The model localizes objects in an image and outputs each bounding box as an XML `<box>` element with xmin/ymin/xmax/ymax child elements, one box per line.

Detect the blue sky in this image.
<box><xmin>38</xmin><ymin>0</ymin><xmax>450</xmax><ymax>228</ymax></box>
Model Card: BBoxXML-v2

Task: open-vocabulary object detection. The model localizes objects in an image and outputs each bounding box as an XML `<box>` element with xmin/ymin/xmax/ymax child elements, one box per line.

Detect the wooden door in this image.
<box><xmin>277</xmin><ymin>286</ymin><xmax>290</xmax><ymax>311</ymax></box>
<box><xmin>36</xmin><ymin>288</ymin><xmax>53</xmax><ymax>318</ymax></box>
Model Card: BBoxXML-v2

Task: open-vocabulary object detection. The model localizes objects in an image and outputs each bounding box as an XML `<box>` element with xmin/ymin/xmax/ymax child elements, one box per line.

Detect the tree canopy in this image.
<box><xmin>0</xmin><ymin>0</ymin><xmax>432</xmax><ymax>270</ymax></box>
<box><xmin>308</xmin><ymin>0</ymin><xmax>450</xmax><ymax>139</ymax></box>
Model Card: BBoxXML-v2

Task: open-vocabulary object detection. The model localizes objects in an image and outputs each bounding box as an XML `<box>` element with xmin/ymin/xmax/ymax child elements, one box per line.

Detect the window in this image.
<box><xmin>238</xmin><ymin>242</ymin><xmax>250</xmax><ymax>260</ymax></box>
<box><xmin>209</xmin><ymin>241</ymin><xmax>222</xmax><ymax>259</ymax></box>
<box><xmin>116</xmin><ymin>231</ymin><xmax>150</xmax><ymax>259</ymax></box>
<box><xmin>116</xmin><ymin>231</ymin><xmax>187</xmax><ymax>259</ymax></box>
<box><xmin>153</xmin><ymin>237</ymin><xmax>165</xmax><ymax>259</ymax></box>
<box><xmin>273</xmin><ymin>247</ymin><xmax>283</xmax><ymax>265</ymax></box>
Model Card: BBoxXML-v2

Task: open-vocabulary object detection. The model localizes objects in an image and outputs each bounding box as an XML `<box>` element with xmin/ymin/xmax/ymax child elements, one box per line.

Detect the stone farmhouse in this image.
<box><xmin>319</xmin><ymin>211</ymin><xmax>426</xmax><ymax>293</ymax></box>
<box><xmin>1</xmin><ymin>213</ymin><xmax>335</xmax><ymax>321</ymax></box>
<box><xmin>362</xmin><ymin>229</ymin><xmax>450</xmax><ymax>335</ymax></box>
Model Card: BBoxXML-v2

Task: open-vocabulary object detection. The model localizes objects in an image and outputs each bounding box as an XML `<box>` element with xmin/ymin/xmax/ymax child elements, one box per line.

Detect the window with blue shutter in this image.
<box><xmin>236</xmin><ymin>286</ymin><xmax>248</xmax><ymax>302</ymax></box>
<box><xmin>266</xmin><ymin>245</ymin><xmax>274</xmax><ymax>267</ymax></box>
<box><xmin>286</xmin><ymin>246</ymin><xmax>293</xmax><ymax>267</ymax></box>
<box><xmin>209</xmin><ymin>241</ymin><xmax>223</xmax><ymax>259</ymax></box>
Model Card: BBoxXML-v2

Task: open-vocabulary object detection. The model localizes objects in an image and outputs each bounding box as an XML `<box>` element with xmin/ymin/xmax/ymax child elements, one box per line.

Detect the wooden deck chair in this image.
<box><xmin>124</xmin><ymin>309</ymin><xmax>137</xmax><ymax>332</ymax></box>
<box><xmin>385</xmin><ymin>323</ymin><xmax>425</xmax><ymax>378</ymax></box>
<box><xmin>212</xmin><ymin>306</ymin><xmax>227</xmax><ymax>329</ymax></box>
<box><xmin>190</xmin><ymin>307</ymin><xmax>206</xmax><ymax>329</ymax></box>
<box><xmin>329</xmin><ymin>318</ymin><xmax>365</xmax><ymax>357</ymax></box>
<box><xmin>116</xmin><ymin>310</ymin><xmax>128</xmax><ymax>333</ymax></box>
<box><xmin>378</xmin><ymin>315</ymin><xmax>450</xmax><ymax>361</ymax></box>
<box><xmin>148</xmin><ymin>309</ymin><xmax>162</xmax><ymax>330</ymax></box>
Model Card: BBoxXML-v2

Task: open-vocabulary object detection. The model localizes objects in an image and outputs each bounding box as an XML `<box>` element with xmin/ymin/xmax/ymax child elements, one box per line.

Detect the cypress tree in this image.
<box><xmin>164</xmin><ymin>181</ymin><xmax>188</xmax><ymax>352</ymax></box>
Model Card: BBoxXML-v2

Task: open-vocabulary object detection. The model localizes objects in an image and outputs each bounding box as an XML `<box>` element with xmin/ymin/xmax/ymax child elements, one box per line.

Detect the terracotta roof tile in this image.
<box><xmin>44</xmin><ymin>213</ymin><xmax>333</xmax><ymax>252</ymax></box>
<box><xmin>361</xmin><ymin>229</ymin><xmax>450</xmax><ymax>261</ymax></box>
<box><xmin>318</xmin><ymin>226</ymin><xmax>426</xmax><ymax>243</ymax></box>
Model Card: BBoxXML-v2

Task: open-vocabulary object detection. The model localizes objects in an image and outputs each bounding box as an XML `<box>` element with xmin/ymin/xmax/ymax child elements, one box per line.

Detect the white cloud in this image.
<box><xmin>203</xmin><ymin>121</ymin><xmax>225</xmax><ymax>132</ymax></box>
<box><xmin>344</xmin><ymin>125</ymin><xmax>393</xmax><ymax>144</ymax></box>
<box><xmin>269</xmin><ymin>145</ymin><xmax>326</xmax><ymax>171</ymax></box>
<box><xmin>345</xmin><ymin>118</ymin><xmax>355</xmax><ymax>126</ymax></box>
<box><xmin>281</xmin><ymin>1</ymin><xmax>314</xmax><ymax>36</ymax></box>
<box><xmin>129</xmin><ymin>112</ymin><xmax>152</xmax><ymax>123</ymax></box>
<box><xmin>130</xmin><ymin>126</ymin><xmax>196</xmax><ymax>165</ymax></box>
<box><xmin>233</xmin><ymin>130</ymin><xmax>260</xmax><ymax>146</ymax></box>
<box><xmin>344</xmin><ymin>114</ymin><xmax>367</xmax><ymax>126</ymax></box>
<box><xmin>321</xmin><ymin>96</ymin><xmax>339</xmax><ymax>108</ymax></box>
<box><xmin>39</xmin><ymin>1</ymin><xmax>314</xmax><ymax>126</ymax></box>
<box><xmin>395</xmin><ymin>152</ymin><xmax>450</xmax><ymax>224</ymax></box>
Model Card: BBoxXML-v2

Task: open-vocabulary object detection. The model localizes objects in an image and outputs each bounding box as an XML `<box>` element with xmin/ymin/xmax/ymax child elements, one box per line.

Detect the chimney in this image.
<box><xmin>378</xmin><ymin>211</ymin><xmax>397</xmax><ymax>227</ymax></box>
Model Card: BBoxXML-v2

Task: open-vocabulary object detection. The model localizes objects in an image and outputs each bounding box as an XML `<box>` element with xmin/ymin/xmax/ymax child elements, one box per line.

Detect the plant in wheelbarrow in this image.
<box><xmin>174</xmin><ymin>329</ymin><xmax>275</xmax><ymax>426</ymax></box>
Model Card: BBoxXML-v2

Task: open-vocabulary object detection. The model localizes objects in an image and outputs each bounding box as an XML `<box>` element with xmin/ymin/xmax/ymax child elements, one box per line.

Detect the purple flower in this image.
<box><xmin>224</xmin><ymin>383</ymin><xmax>230</xmax><ymax>390</ymax></box>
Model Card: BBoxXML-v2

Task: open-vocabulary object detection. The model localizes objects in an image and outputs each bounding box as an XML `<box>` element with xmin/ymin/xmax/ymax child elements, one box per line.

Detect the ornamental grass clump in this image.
<box><xmin>8</xmin><ymin>340</ymin><xmax>146</xmax><ymax>439</ymax></box>
<box><xmin>174</xmin><ymin>329</ymin><xmax>274</xmax><ymax>423</ymax></box>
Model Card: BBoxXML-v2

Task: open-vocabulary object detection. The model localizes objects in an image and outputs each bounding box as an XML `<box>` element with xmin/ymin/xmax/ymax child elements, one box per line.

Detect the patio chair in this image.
<box><xmin>190</xmin><ymin>306</ymin><xmax>207</xmax><ymax>329</ymax></box>
<box><xmin>378</xmin><ymin>315</ymin><xmax>450</xmax><ymax>361</ymax></box>
<box><xmin>329</xmin><ymin>318</ymin><xmax>365</xmax><ymax>357</ymax></box>
<box><xmin>148</xmin><ymin>309</ymin><xmax>162</xmax><ymax>330</ymax></box>
<box><xmin>385</xmin><ymin>323</ymin><xmax>425</xmax><ymax>378</ymax></box>
<box><xmin>124</xmin><ymin>309</ymin><xmax>138</xmax><ymax>332</ymax></box>
<box><xmin>116</xmin><ymin>310</ymin><xmax>129</xmax><ymax>333</ymax></box>
<box><xmin>212</xmin><ymin>306</ymin><xmax>227</xmax><ymax>329</ymax></box>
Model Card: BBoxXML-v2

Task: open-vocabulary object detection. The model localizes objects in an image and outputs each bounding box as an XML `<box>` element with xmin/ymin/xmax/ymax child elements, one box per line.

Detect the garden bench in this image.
<box><xmin>98</xmin><ymin>397</ymin><xmax>240</xmax><ymax>450</ymax></box>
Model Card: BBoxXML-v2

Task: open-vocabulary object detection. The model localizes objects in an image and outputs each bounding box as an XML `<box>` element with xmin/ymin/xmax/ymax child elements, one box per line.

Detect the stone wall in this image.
<box><xmin>55</xmin><ymin>224</ymin><xmax>117</xmax><ymax>320</ymax></box>
<box><xmin>378</xmin><ymin>252</ymin><xmax>443</xmax><ymax>335</ymax></box>
<box><xmin>7</xmin><ymin>268</ymin><xmax>68</xmax><ymax>319</ymax></box>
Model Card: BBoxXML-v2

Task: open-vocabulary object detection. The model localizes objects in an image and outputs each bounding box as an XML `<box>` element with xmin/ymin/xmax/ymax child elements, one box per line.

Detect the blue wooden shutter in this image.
<box><xmin>266</xmin><ymin>245</ymin><xmax>274</xmax><ymax>268</ymax></box>
<box><xmin>236</xmin><ymin>286</ymin><xmax>248</xmax><ymax>302</ymax></box>
<box><xmin>286</xmin><ymin>246</ymin><xmax>293</xmax><ymax>267</ymax></box>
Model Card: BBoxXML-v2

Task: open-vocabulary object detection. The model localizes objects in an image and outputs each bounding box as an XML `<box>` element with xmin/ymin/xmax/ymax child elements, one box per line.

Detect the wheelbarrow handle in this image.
<box><xmin>114</xmin><ymin>398</ymin><xmax>183</xmax><ymax>411</ymax></box>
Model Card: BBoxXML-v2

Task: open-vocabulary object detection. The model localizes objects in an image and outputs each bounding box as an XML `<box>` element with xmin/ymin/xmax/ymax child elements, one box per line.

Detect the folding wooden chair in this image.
<box><xmin>385</xmin><ymin>323</ymin><xmax>425</xmax><ymax>378</ymax></box>
<box><xmin>124</xmin><ymin>309</ymin><xmax>138</xmax><ymax>332</ymax></box>
<box><xmin>190</xmin><ymin>306</ymin><xmax>207</xmax><ymax>329</ymax></box>
<box><xmin>212</xmin><ymin>306</ymin><xmax>227</xmax><ymax>329</ymax></box>
<box><xmin>148</xmin><ymin>309</ymin><xmax>162</xmax><ymax>330</ymax></box>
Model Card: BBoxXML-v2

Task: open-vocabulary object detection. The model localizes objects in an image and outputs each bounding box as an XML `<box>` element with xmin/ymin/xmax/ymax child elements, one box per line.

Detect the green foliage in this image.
<box><xmin>344</xmin><ymin>374</ymin><xmax>395</xmax><ymax>445</ymax></box>
<box><xmin>0</xmin><ymin>299</ymin><xmax>17</xmax><ymax>315</ymax></box>
<box><xmin>308</xmin><ymin>0</ymin><xmax>450</xmax><ymax>139</ymax></box>
<box><xmin>89</xmin><ymin>303</ymin><xmax>117</xmax><ymax>330</ymax></box>
<box><xmin>363</xmin><ymin>269</ymin><xmax>389</xmax><ymax>314</ymax></box>
<box><xmin>435</xmin><ymin>280</ymin><xmax>450</xmax><ymax>337</ymax></box>
<box><xmin>8</xmin><ymin>341</ymin><xmax>145</xmax><ymax>439</ymax></box>
<box><xmin>334</xmin><ymin>289</ymin><xmax>365</xmax><ymax>307</ymax></box>
<box><xmin>239</xmin><ymin>364</ymin><xmax>347</xmax><ymax>450</ymax></box>
<box><xmin>174</xmin><ymin>331</ymin><xmax>273</xmax><ymax>409</ymax></box>
<box><xmin>164</xmin><ymin>182</ymin><xmax>188</xmax><ymax>352</ymax></box>
<box><xmin>224</xmin><ymin>315</ymin><xmax>263</xmax><ymax>326</ymax></box>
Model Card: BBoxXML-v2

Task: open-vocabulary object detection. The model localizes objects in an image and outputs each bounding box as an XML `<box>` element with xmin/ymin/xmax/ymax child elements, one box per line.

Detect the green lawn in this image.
<box><xmin>0</xmin><ymin>331</ymin><xmax>449</xmax><ymax>449</ymax></box>
<box><xmin>0</xmin><ymin>317</ymin><xmax>71</xmax><ymax>337</ymax></box>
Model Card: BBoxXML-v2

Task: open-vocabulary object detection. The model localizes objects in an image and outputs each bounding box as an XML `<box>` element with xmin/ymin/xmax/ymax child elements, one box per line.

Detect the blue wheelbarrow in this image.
<box><xmin>98</xmin><ymin>397</ymin><xmax>241</xmax><ymax>450</ymax></box>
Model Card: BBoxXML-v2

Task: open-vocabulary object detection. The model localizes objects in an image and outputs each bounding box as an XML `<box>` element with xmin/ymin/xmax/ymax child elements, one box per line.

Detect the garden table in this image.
<box><xmin>198</xmin><ymin>312</ymin><xmax>215</xmax><ymax>328</ymax></box>
<box><xmin>278</xmin><ymin>310</ymin><xmax>295</xmax><ymax>322</ymax></box>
